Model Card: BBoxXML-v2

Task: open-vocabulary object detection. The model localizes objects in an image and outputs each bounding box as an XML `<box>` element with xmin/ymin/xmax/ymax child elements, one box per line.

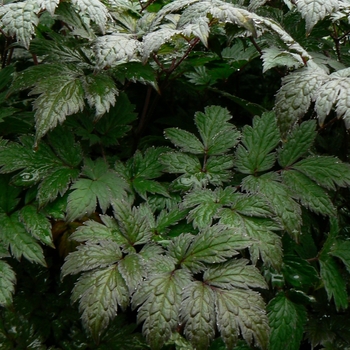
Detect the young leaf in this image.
<box><xmin>181</xmin><ymin>281</ymin><xmax>216</xmax><ymax>350</ymax></box>
<box><xmin>19</xmin><ymin>205</ymin><xmax>54</xmax><ymax>248</ymax></box>
<box><xmin>234</xmin><ymin>112</ymin><xmax>280</xmax><ymax>174</ymax></box>
<box><xmin>0</xmin><ymin>212</ymin><xmax>46</xmax><ymax>266</ymax></box>
<box><xmin>72</xmin><ymin>265</ymin><xmax>129</xmax><ymax>342</ymax></box>
<box><xmin>204</xmin><ymin>259</ymin><xmax>268</xmax><ymax>290</ymax></box>
<box><xmin>319</xmin><ymin>255</ymin><xmax>348</xmax><ymax>311</ymax></box>
<box><xmin>278</xmin><ymin>120</ymin><xmax>316</xmax><ymax>167</ymax></box>
<box><xmin>242</xmin><ymin>173</ymin><xmax>301</xmax><ymax>240</ymax></box>
<box><xmin>295</xmin><ymin>0</ymin><xmax>338</xmax><ymax>33</ymax></box>
<box><xmin>133</xmin><ymin>269</ymin><xmax>192</xmax><ymax>350</ymax></box>
<box><xmin>268</xmin><ymin>293</ymin><xmax>307</xmax><ymax>350</ymax></box>
<box><xmin>66</xmin><ymin>158</ymin><xmax>129</xmax><ymax>221</ymax></box>
<box><xmin>0</xmin><ymin>260</ymin><xmax>16</xmax><ymax>307</ymax></box>
<box><xmin>292</xmin><ymin>156</ymin><xmax>350</xmax><ymax>190</ymax></box>
<box><xmin>282</xmin><ymin>170</ymin><xmax>336</xmax><ymax>216</ymax></box>
<box><xmin>216</xmin><ymin>288</ymin><xmax>269</xmax><ymax>350</ymax></box>
<box><xmin>62</xmin><ymin>240</ymin><xmax>123</xmax><ymax>277</ymax></box>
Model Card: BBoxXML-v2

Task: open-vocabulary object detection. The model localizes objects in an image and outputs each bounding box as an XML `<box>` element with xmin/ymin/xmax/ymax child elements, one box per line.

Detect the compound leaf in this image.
<box><xmin>204</xmin><ymin>259</ymin><xmax>268</xmax><ymax>290</ymax></box>
<box><xmin>268</xmin><ymin>293</ymin><xmax>307</xmax><ymax>350</ymax></box>
<box><xmin>165</xmin><ymin>128</ymin><xmax>204</xmax><ymax>154</ymax></box>
<box><xmin>62</xmin><ymin>240</ymin><xmax>123</xmax><ymax>277</ymax></box>
<box><xmin>0</xmin><ymin>260</ymin><xmax>16</xmax><ymax>307</ymax></box>
<box><xmin>0</xmin><ymin>0</ymin><xmax>40</xmax><ymax>49</ymax></box>
<box><xmin>295</xmin><ymin>0</ymin><xmax>338</xmax><ymax>33</ymax></box>
<box><xmin>278</xmin><ymin>120</ymin><xmax>316</xmax><ymax>167</ymax></box>
<box><xmin>292</xmin><ymin>156</ymin><xmax>350</xmax><ymax>190</ymax></box>
<box><xmin>216</xmin><ymin>288</ymin><xmax>269</xmax><ymax>350</ymax></box>
<box><xmin>66</xmin><ymin>158</ymin><xmax>128</xmax><ymax>221</ymax></box>
<box><xmin>181</xmin><ymin>281</ymin><xmax>216</xmax><ymax>350</ymax></box>
<box><xmin>235</xmin><ymin>112</ymin><xmax>280</xmax><ymax>174</ymax></box>
<box><xmin>0</xmin><ymin>212</ymin><xmax>46</xmax><ymax>266</ymax></box>
<box><xmin>72</xmin><ymin>265</ymin><xmax>129</xmax><ymax>342</ymax></box>
<box><xmin>118</xmin><ymin>253</ymin><xmax>145</xmax><ymax>294</ymax></box>
<box><xmin>282</xmin><ymin>170</ymin><xmax>336</xmax><ymax>216</ymax></box>
<box><xmin>133</xmin><ymin>269</ymin><xmax>191</xmax><ymax>350</ymax></box>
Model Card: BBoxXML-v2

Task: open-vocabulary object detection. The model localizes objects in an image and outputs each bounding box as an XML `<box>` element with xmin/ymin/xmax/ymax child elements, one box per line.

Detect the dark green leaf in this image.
<box><xmin>278</xmin><ymin>120</ymin><xmax>316</xmax><ymax>167</ymax></box>
<box><xmin>0</xmin><ymin>260</ymin><xmax>16</xmax><ymax>307</ymax></box>
<box><xmin>268</xmin><ymin>293</ymin><xmax>307</xmax><ymax>350</ymax></box>
<box><xmin>165</xmin><ymin>128</ymin><xmax>204</xmax><ymax>154</ymax></box>
<box><xmin>19</xmin><ymin>205</ymin><xmax>54</xmax><ymax>247</ymax></box>
<box><xmin>330</xmin><ymin>240</ymin><xmax>350</xmax><ymax>273</ymax></box>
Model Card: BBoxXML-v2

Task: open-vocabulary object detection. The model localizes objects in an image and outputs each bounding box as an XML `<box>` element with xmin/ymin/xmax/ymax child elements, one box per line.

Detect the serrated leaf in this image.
<box><xmin>0</xmin><ymin>212</ymin><xmax>46</xmax><ymax>266</ymax></box>
<box><xmin>219</xmin><ymin>211</ymin><xmax>283</xmax><ymax>269</ymax></box>
<box><xmin>216</xmin><ymin>289</ymin><xmax>269</xmax><ymax>350</ymax></box>
<box><xmin>169</xmin><ymin>226</ymin><xmax>252</xmax><ymax>273</ymax></box>
<box><xmin>282</xmin><ymin>170</ymin><xmax>335</xmax><ymax>216</ymax></box>
<box><xmin>278</xmin><ymin>120</ymin><xmax>316</xmax><ymax>167</ymax></box>
<box><xmin>72</xmin><ymin>265</ymin><xmax>129</xmax><ymax>342</ymax></box>
<box><xmin>142</xmin><ymin>28</ymin><xmax>181</xmax><ymax>62</ymax></box>
<box><xmin>118</xmin><ymin>253</ymin><xmax>145</xmax><ymax>294</ymax></box>
<box><xmin>95</xmin><ymin>34</ymin><xmax>142</xmax><ymax>68</ymax></box>
<box><xmin>62</xmin><ymin>240</ymin><xmax>122</xmax><ymax>277</ymax></box>
<box><xmin>0</xmin><ymin>175</ymin><xmax>21</xmax><ymax>213</ymax></box>
<box><xmin>165</xmin><ymin>128</ymin><xmax>204</xmax><ymax>154</ymax></box>
<box><xmin>282</xmin><ymin>254</ymin><xmax>319</xmax><ymax>289</ymax></box>
<box><xmin>182</xmin><ymin>187</ymin><xmax>238</xmax><ymax>229</ymax></box>
<box><xmin>268</xmin><ymin>293</ymin><xmax>307</xmax><ymax>350</ymax></box>
<box><xmin>296</xmin><ymin>0</ymin><xmax>338</xmax><ymax>33</ymax></box>
<box><xmin>181</xmin><ymin>16</ymin><xmax>210</xmax><ymax>46</ymax></box>
<box><xmin>66</xmin><ymin>158</ymin><xmax>128</xmax><ymax>221</ymax></box>
<box><xmin>83</xmin><ymin>74</ymin><xmax>118</xmax><ymax>119</ymax></box>
<box><xmin>133</xmin><ymin>178</ymin><xmax>169</xmax><ymax>199</ymax></box>
<box><xmin>261</xmin><ymin>46</ymin><xmax>304</xmax><ymax>72</ymax></box>
<box><xmin>160</xmin><ymin>152</ymin><xmax>201</xmax><ymax>174</ymax></box>
<box><xmin>204</xmin><ymin>259</ymin><xmax>268</xmax><ymax>290</ymax></box>
<box><xmin>37</xmin><ymin>167</ymin><xmax>80</xmax><ymax>206</ymax></box>
<box><xmin>0</xmin><ymin>260</ymin><xmax>16</xmax><ymax>307</ymax></box>
<box><xmin>195</xmin><ymin>105</ymin><xmax>239</xmax><ymax>155</ymax></box>
<box><xmin>112</xmin><ymin>200</ymin><xmax>152</xmax><ymax>246</ymax></box>
<box><xmin>274</xmin><ymin>64</ymin><xmax>328</xmax><ymax>137</ymax></box>
<box><xmin>292</xmin><ymin>156</ymin><xmax>350</xmax><ymax>190</ymax></box>
<box><xmin>133</xmin><ymin>269</ymin><xmax>191</xmax><ymax>350</ymax></box>
<box><xmin>70</xmin><ymin>217</ymin><xmax>126</xmax><ymax>245</ymax></box>
<box><xmin>314</xmin><ymin>68</ymin><xmax>350</xmax><ymax>128</ymax></box>
<box><xmin>319</xmin><ymin>255</ymin><xmax>348</xmax><ymax>311</ymax></box>
<box><xmin>155</xmin><ymin>206</ymin><xmax>188</xmax><ymax>234</ymax></box>
<box><xmin>71</xmin><ymin>0</ymin><xmax>109</xmax><ymax>33</ymax></box>
<box><xmin>235</xmin><ymin>112</ymin><xmax>280</xmax><ymax>174</ymax></box>
<box><xmin>32</xmin><ymin>74</ymin><xmax>85</xmax><ymax>142</ymax></box>
<box><xmin>242</xmin><ymin>173</ymin><xmax>301</xmax><ymax>240</ymax></box>
<box><xmin>36</xmin><ymin>0</ymin><xmax>60</xmax><ymax>15</ymax></box>
<box><xmin>0</xmin><ymin>0</ymin><xmax>40</xmax><ymax>49</ymax></box>
<box><xmin>19</xmin><ymin>205</ymin><xmax>54</xmax><ymax>247</ymax></box>
<box><xmin>181</xmin><ymin>281</ymin><xmax>216</xmax><ymax>350</ymax></box>
<box><xmin>330</xmin><ymin>240</ymin><xmax>350</xmax><ymax>273</ymax></box>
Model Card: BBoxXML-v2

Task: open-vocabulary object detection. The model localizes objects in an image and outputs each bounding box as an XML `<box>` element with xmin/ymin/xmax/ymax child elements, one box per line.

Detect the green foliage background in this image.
<box><xmin>1</xmin><ymin>0</ymin><xmax>350</xmax><ymax>349</ymax></box>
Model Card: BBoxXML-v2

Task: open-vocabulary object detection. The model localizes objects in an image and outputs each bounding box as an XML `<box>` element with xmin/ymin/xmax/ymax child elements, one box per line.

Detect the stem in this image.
<box><xmin>140</xmin><ymin>0</ymin><xmax>157</xmax><ymax>12</ymax></box>
<box><xmin>249</xmin><ymin>37</ymin><xmax>263</xmax><ymax>56</ymax></box>
<box><xmin>318</xmin><ymin>116</ymin><xmax>339</xmax><ymax>133</ymax></box>
<box><xmin>331</xmin><ymin>24</ymin><xmax>342</xmax><ymax>62</ymax></box>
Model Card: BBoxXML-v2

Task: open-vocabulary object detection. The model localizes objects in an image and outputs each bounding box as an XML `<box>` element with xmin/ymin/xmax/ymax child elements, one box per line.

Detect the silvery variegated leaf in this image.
<box><xmin>0</xmin><ymin>0</ymin><xmax>40</xmax><ymax>49</ymax></box>
<box><xmin>94</xmin><ymin>33</ymin><xmax>142</xmax><ymax>68</ymax></box>
<box><xmin>36</xmin><ymin>0</ymin><xmax>60</xmax><ymax>15</ymax></box>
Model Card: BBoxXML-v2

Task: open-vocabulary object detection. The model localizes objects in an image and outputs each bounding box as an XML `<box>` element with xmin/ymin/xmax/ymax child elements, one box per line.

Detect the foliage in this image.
<box><xmin>1</xmin><ymin>0</ymin><xmax>350</xmax><ymax>349</ymax></box>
